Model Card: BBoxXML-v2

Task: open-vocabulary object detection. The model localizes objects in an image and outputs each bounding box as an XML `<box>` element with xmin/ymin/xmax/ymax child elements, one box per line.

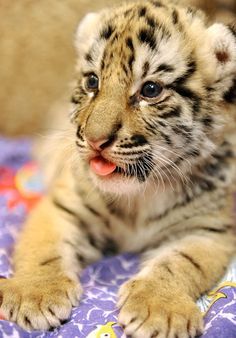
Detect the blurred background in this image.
<box><xmin>0</xmin><ymin>0</ymin><xmax>235</xmax><ymax>136</ymax></box>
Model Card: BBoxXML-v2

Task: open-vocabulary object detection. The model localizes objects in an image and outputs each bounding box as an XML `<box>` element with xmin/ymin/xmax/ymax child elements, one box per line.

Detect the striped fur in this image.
<box><xmin>0</xmin><ymin>1</ymin><xmax>235</xmax><ymax>336</ymax></box>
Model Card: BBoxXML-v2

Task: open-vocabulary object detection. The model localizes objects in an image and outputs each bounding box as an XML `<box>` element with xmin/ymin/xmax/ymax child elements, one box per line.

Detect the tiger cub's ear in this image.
<box><xmin>74</xmin><ymin>12</ymin><xmax>101</xmax><ymax>55</ymax></box>
<box><xmin>207</xmin><ymin>23</ymin><xmax>236</xmax><ymax>77</ymax></box>
<box><xmin>206</xmin><ymin>23</ymin><xmax>236</xmax><ymax>104</ymax></box>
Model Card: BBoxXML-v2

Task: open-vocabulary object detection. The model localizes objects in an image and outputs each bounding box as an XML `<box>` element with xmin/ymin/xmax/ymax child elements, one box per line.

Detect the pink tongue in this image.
<box><xmin>90</xmin><ymin>156</ymin><xmax>117</xmax><ymax>176</ymax></box>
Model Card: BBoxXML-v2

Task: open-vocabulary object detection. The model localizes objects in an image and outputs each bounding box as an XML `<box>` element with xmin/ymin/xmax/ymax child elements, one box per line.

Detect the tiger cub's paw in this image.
<box><xmin>117</xmin><ymin>278</ymin><xmax>203</xmax><ymax>338</ymax></box>
<box><xmin>0</xmin><ymin>275</ymin><xmax>82</xmax><ymax>331</ymax></box>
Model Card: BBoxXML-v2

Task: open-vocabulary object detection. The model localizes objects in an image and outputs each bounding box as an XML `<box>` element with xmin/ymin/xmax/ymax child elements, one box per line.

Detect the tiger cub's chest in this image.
<box><xmin>105</xmin><ymin>186</ymin><xmax>183</xmax><ymax>253</ymax></box>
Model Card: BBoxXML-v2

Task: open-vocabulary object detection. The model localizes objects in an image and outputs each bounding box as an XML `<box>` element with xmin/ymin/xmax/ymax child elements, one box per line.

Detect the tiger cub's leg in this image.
<box><xmin>118</xmin><ymin>225</ymin><xmax>235</xmax><ymax>338</ymax></box>
<box><xmin>0</xmin><ymin>196</ymin><xmax>91</xmax><ymax>331</ymax></box>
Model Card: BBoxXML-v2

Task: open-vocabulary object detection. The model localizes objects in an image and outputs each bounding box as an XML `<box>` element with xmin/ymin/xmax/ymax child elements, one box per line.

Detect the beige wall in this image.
<box><xmin>0</xmin><ymin>0</ymin><xmax>235</xmax><ymax>136</ymax></box>
<box><xmin>0</xmin><ymin>0</ymin><xmax>121</xmax><ymax>135</ymax></box>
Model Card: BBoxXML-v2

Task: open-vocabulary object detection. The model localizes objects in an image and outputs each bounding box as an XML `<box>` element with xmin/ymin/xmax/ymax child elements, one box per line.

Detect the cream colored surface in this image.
<box><xmin>0</xmin><ymin>0</ymin><xmax>121</xmax><ymax>135</ymax></box>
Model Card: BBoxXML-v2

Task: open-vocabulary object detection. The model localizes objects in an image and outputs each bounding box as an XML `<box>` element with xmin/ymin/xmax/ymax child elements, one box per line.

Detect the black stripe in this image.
<box><xmin>199</xmin><ymin>227</ymin><xmax>228</xmax><ymax>233</ymax></box>
<box><xmin>174</xmin><ymin>156</ymin><xmax>184</xmax><ymax>166</ymax></box>
<box><xmin>172</xmin><ymin>9</ymin><xmax>179</xmax><ymax>24</ymax></box>
<box><xmin>24</xmin><ymin>316</ymin><xmax>32</xmax><ymax>326</ymax></box>
<box><xmin>106</xmin><ymin>203</ymin><xmax>123</xmax><ymax>218</ymax></box>
<box><xmin>110</xmin><ymin>32</ymin><xmax>118</xmax><ymax>45</ymax></box>
<box><xmin>145</xmin><ymin>124</ymin><xmax>157</xmax><ymax>135</ymax></box>
<box><xmin>160</xmin><ymin>106</ymin><xmax>181</xmax><ymax>119</ymax></box>
<box><xmin>219</xmin><ymin>175</ymin><xmax>226</xmax><ymax>182</ymax></box>
<box><xmin>84</xmin><ymin>203</ymin><xmax>110</xmax><ymax>229</ymax></box>
<box><xmin>119</xmin><ymin>135</ymin><xmax>148</xmax><ymax>148</ymax></box>
<box><xmin>40</xmin><ymin>256</ymin><xmax>61</xmax><ymax>266</ymax></box>
<box><xmin>79</xmin><ymin>216</ymin><xmax>95</xmax><ymax>231</ymax></box>
<box><xmin>228</xmin><ymin>23</ymin><xmax>236</xmax><ymax>39</ymax></box>
<box><xmin>100</xmin><ymin>133</ymin><xmax>117</xmax><ymax>150</ymax></box>
<box><xmin>206</xmin><ymin>86</ymin><xmax>214</xmax><ymax>93</ymax></box>
<box><xmin>142</xmin><ymin>61</ymin><xmax>150</xmax><ymax>78</ymax></box>
<box><xmin>119</xmin><ymin>143</ymin><xmax>143</xmax><ymax>149</ymax></box>
<box><xmin>172</xmin><ymin>125</ymin><xmax>192</xmax><ymax>142</ymax></box>
<box><xmin>159</xmin><ymin>131</ymin><xmax>172</xmax><ymax>145</ymax></box>
<box><xmin>71</xmin><ymin>95</ymin><xmax>80</xmax><ymax>105</ymax></box>
<box><xmin>146</xmin><ymin>194</ymin><xmax>199</xmax><ymax>227</ymax></box>
<box><xmin>150</xmin><ymin>0</ymin><xmax>164</xmax><ymax>7</ymax></box>
<box><xmin>102</xmin><ymin>237</ymin><xmax>118</xmax><ymax>256</ymax></box>
<box><xmin>126</xmin><ymin>37</ymin><xmax>134</xmax><ymax>52</ymax></box>
<box><xmin>115</xmin><ymin>150</ymin><xmax>148</xmax><ymax>156</ymax></box>
<box><xmin>201</xmin><ymin>115</ymin><xmax>213</xmax><ymax>128</ymax></box>
<box><xmin>187</xmin><ymin>7</ymin><xmax>197</xmax><ymax>16</ymax></box>
<box><xmin>198</xmin><ymin>179</ymin><xmax>216</xmax><ymax>192</ymax></box>
<box><xmin>150</xmin><ymin>102</ymin><xmax>167</xmax><ymax>110</ymax></box>
<box><xmin>48</xmin><ymin>308</ymin><xmax>56</xmax><ymax>317</ymax></box>
<box><xmin>205</xmin><ymin>161</ymin><xmax>225</xmax><ymax>177</ymax></box>
<box><xmin>158</xmin><ymin>121</ymin><xmax>166</xmax><ymax>127</ymax></box>
<box><xmin>64</xmin><ymin>240</ymin><xmax>77</xmax><ymax>249</ymax></box>
<box><xmin>122</xmin><ymin>63</ymin><xmax>129</xmax><ymax>76</ymax></box>
<box><xmin>138</xmin><ymin>28</ymin><xmax>156</xmax><ymax>50</ymax></box>
<box><xmin>138</xmin><ymin>6</ymin><xmax>147</xmax><ymax>17</ymax></box>
<box><xmin>128</xmin><ymin>54</ymin><xmax>135</xmax><ymax>71</ymax></box>
<box><xmin>176</xmin><ymin>124</ymin><xmax>192</xmax><ymax>133</ymax></box>
<box><xmin>124</xmin><ymin>9</ymin><xmax>132</xmax><ymax>17</ymax></box>
<box><xmin>63</xmin><ymin>239</ymin><xmax>86</xmax><ymax>266</ymax></box>
<box><xmin>84</xmin><ymin>204</ymin><xmax>102</xmax><ymax>217</ymax></box>
<box><xmin>213</xmin><ymin>149</ymin><xmax>234</xmax><ymax>160</ymax></box>
<box><xmin>129</xmin><ymin>94</ymin><xmax>137</xmax><ymax>106</ymax></box>
<box><xmin>76</xmin><ymin>253</ymin><xmax>86</xmax><ymax>265</ymax></box>
<box><xmin>155</xmin><ymin>63</ymin><xmax>174</xmax><ymax>73</ymax></box>
<box><xmin>163</xmin><ymin>263</ymin><xmax>174</xmax><ymax>276</ymax></box>
<box><xmin>142</xmin><ymin>116</ymin><xmax>158</xmax><ymax>134</ymax></box>
<box><xmin>100</xmin><ymin>24</ymin><xmax>114</xmax><ymax>40</ymax></box>
<box><xmin>173</xmin><ymin>60</ymin><xmax>196</xmax><ymax>86</ymax></box>
<box><xmin>52</xmin><ymin>198</ymin><xmax>78</xmax><ymax>218</ymax></box>
<box><xmin>169</xmin><ymin>85</ymin><xmax>201</xmax><ymax>113</ymax></box>
<box><xmin>77</xmin><ymin>85</ymin><xmax>87</xmax><ymax>96</ymax></box>
<box><xmin>186</xmin><ymin>149</ymin><xmax>200</xmax><ymax>157</ymax></box>
<box><xmin>124</xmin><ymin>152</ymin><xmax>153</xmax><ymax>182</ymax></box>
<box><xmin>179</xmin><ymin>251</ymin><xmax>203</xmax><ymax>274</ymax></box>
<box><xmin>85</xmin><ymin>53</ymin><xmax>93</xmax><ymax>63</ymax></box>
<box><xmin>109</xmin><ymin>51</ymin><xmax>114</xmax><ymax>60</ymax></box>
<box><xmin>76</xmin><ymin>141</ymin><xmax>85</xmax><ymax>149</ymax></box>
<box><xmin>76</xmin><ymin>126</ymin><xmax>84</xmax><ymax>141</ymax></box>
<box><xmin>131</xmin><ymin>134</ymin><xmax>148</xmax><ymax>146</ymax></box>
<box><xmin>87</xmin><ymin>233</ymin><xmax>100</xmax><ymax>249</ymax></box>
<box><xmin>146</xmin><ymin>16</ymin><xmax>156</xmax><ymax>29</ymax></box>
<box><xmin>223</xmin><ymin>79</ymin><xmax>236</xmax><ymax>104</ymax></box>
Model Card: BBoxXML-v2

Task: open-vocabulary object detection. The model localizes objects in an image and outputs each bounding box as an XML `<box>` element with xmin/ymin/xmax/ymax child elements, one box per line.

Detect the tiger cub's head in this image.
<box><xmin>71</xmin><ymin>0</ymin><xmax>236</xmax><ymax>194</ymax></box>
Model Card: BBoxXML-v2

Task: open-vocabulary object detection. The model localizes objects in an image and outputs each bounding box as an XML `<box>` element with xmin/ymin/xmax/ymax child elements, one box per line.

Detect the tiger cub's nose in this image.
<box><xmin>87</xmin><ymin>135</ymin><xmax>116</xmax><ymax>151</ymax></box>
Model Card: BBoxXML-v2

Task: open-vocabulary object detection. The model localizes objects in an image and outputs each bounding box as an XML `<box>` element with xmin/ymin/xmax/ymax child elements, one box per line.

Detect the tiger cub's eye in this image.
<box><xmin>86</xmin><ymin>74</ymin><xmax>99</xmax><ymax>91</ymax></box>
<box><xmin>141</xmin><ymin>81</ymin><xmax>163</xmax><ymax>99</ymax></box>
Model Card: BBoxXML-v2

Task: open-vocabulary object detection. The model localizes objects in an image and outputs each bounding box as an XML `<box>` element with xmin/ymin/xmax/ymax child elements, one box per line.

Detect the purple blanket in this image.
<box><xmin>0</xmin><ymin>137</ymin><xmax>235</xmax><ymax>338</ymax></box>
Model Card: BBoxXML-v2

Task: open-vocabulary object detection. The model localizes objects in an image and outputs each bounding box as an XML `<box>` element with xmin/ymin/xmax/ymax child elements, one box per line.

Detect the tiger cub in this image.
<box><xmin>0</xmin><ymin>1</ymin><xmax>236</xmax><ymax>337</ymax></box>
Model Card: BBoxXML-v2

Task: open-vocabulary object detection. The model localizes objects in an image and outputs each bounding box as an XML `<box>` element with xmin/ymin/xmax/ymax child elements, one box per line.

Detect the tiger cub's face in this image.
<box><xmin>71</xmin><ymin>0</ymin><xmax>236</xmax><ymax>194</ymax></box>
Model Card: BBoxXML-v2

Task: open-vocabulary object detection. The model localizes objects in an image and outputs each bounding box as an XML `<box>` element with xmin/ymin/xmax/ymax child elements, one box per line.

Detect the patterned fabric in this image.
<box><xmin>0</xmin><ymin>137</ymin><xmax>235</xmax><ymax>338</ymax></box>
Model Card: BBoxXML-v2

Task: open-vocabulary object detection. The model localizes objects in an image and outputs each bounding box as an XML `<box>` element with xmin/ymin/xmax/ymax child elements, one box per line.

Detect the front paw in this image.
<box><xmin>118</xmin><ymin>278</ymin><xmax>203</xmax><ymax>338</ymax></box>
<box><xmin>0</xmin><ymin>274</ymin><xmax>82</xmax><ymax>331</ymax></box>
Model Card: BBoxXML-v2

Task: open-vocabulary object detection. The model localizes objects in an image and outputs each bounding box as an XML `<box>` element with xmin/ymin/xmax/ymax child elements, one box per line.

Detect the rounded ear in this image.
<box><xmin>205</xmin><ymin>23</ymin><xmax>236</xmax><ymax>104</ymax></box>
<box><xmin>206</xmin><ymin>23</ymin><xmax>236</xmax><ymax>79</ymax></box>
<box><xmin>74</xmin><ymin>12</ymin><xmax>101</xmax><ymax>55</ymax></box>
